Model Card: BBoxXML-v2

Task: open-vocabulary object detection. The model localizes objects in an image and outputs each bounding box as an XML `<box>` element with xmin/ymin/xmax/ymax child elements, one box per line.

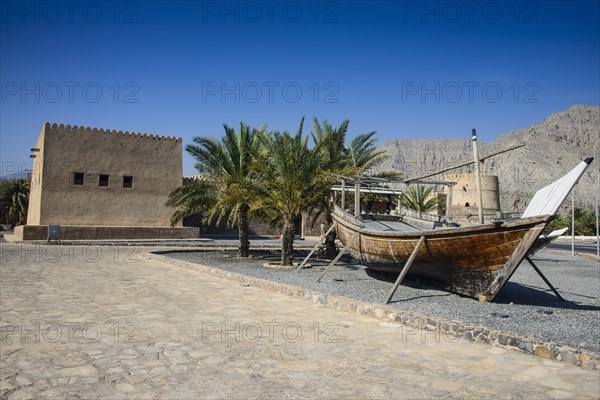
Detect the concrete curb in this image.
<box><xmin>143</xmin><ymin>252</ymin><xmax>600</xmax><ymax>371</ymax></box>
<box><xmin>546</xmin><ymin>249</ymin><xmax>600</xmax><ymax>263</ymax></box>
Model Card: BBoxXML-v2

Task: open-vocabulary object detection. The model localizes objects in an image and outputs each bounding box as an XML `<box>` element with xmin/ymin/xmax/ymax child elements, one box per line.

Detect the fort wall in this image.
<box><xmin>444</xmin><ymin>173</ymin><xmax>500</xmax><ymax>212</ymax></box>
<box><xmin>26</xmin><ymin>125</ymin><xmax>45</xmax><ymax>225</ymax></box>
<box><xmin>27</xmin><ymin>122</ymin><xmax>183</xmax><ymax>227</ymax></box>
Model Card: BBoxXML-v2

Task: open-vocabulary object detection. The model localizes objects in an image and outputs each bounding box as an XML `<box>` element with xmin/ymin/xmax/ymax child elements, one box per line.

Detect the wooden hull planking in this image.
<box><xmin>332</xmin><ymin>208</ymin><xmax>550</xmax><ymax>301</ymax></box>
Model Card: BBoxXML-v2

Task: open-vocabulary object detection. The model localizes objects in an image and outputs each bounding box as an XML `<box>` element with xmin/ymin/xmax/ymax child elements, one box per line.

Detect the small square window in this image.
<box><xmin>74</xmin><ymin>172</ymin><xmax>84</xmax><ymax>185</ymax></box>
<box><xmin>99</xmin><ymin>174</ymin><xmax>109</xmax><ymax>187</ymax></box>
<box><xmin>123</xmin><ymin>176</ymin><xmax>133</xmax><ymax>188</ymax></box>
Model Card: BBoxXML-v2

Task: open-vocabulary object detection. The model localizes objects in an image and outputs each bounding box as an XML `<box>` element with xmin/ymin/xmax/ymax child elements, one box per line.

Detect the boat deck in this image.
<box><xmin>362</xmin><ymin>218</ymin><xmax>424</xmax><ymax>233</ymax></box>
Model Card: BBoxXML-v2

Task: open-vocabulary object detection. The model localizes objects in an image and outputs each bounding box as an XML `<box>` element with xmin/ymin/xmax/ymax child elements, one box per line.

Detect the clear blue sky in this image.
<box><xmin>1</xmin><ymin>0</ymin><xmax>599</xmax><ymax>176</ymax></box>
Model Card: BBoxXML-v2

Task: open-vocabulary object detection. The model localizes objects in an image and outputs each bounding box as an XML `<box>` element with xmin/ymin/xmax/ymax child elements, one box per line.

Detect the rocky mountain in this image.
<box><xmin>372</xmin><ymin>105</ymin><xmax>600</xmax><ymax>214</ymax></box>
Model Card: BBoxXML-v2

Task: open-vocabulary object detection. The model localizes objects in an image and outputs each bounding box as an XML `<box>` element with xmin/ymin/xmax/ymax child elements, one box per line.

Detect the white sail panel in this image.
<box><xmin>521</xmin><ymin>158</ymin><xmax>594</xmax><ymax>218</ymax></box>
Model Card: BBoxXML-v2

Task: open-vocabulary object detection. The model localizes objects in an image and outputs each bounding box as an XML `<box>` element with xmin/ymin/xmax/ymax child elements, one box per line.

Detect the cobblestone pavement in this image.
<box><xmin>1</xmin><ymin>244</ymin><xmax>599</xmax><ymax>399</ymax></box>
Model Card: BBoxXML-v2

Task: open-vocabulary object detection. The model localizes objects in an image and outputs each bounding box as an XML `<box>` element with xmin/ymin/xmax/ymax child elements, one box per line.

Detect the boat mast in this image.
<box><xmin>472</xmin><ymin>129</ymin><xmax>485</xmax><ymax>224</ymax></box>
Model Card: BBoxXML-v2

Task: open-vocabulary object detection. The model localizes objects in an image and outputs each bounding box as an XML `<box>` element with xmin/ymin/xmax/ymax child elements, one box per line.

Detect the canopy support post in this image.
<box><xmin>354</xmin><ymin>182</ymin><xmax>361</xmax><ymax>216</ymax></box>
<box><xmin>341</xmin><ymin>179</ymin><xmax>346</xmax><ymax>209</ymax></box>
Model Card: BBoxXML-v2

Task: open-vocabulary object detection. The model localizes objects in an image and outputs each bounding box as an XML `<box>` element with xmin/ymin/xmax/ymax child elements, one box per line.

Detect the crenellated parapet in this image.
<box><xmin>43</xmin><ymin>122</ymin><xmax>182</xmax><ymax>142</ymax></box>
<box><xmin>445</xmin><ymin>173</ymin><xmax>498</xmax><ymax>181</ymax></box>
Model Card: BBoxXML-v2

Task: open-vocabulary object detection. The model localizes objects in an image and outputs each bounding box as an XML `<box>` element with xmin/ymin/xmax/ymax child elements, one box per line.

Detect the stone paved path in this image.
<box><xmin>1</xmin><ymin>244</ymin><xmax>599</xmax><ymax>399</ymax></box>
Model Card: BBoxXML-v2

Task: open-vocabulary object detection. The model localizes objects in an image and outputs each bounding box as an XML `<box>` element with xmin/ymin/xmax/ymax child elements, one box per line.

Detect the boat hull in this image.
<box><xmin>332</xmin><ymin>207</ymin><xmax>550</xmax><ymax>301</ymax></box>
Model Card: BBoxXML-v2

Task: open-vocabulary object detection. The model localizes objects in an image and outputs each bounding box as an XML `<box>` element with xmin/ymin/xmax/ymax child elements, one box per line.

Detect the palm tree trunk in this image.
<box><xmin>324</xmin><ymin>216</ymin><xmax>338</xmax><ymax>259</ymax></box>
<box><xmin>238</xmin><ymin>204</ymin><xmax>250</xmax><ymax>257</ymax></box>
<box><xmin>281</xmin><ymin>218</ymin><xmax>295</xmax><ymax>266</ymax></box>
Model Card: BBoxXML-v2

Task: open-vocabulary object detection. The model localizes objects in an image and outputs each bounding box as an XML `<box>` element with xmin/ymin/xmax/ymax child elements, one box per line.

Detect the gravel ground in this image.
<box><xmin>162</xmin><ymin>247</ymin><xmax>600</xmax><ymax>354</ymax></box>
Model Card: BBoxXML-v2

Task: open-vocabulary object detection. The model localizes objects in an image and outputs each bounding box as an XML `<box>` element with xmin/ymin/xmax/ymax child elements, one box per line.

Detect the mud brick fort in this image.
<box><xmin>16</xmin><ymin>123</ymin><xmax>196</xmax><ymax>240</ymax></box>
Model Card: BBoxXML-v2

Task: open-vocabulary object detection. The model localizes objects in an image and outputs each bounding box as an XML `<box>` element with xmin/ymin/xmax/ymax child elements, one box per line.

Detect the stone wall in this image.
<box><xmin>15</xmin><ymin>225</ymin><xmax>198</xmax><ymax>240</ymax></box>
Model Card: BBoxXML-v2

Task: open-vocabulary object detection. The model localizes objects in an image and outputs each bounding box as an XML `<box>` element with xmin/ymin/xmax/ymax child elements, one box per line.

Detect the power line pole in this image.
<box><xmin>595</xmin><ymin>142</ymin><xmax>599</xmax><ymax>257</ymax></box>
<box><xmin>571</xmin><ymin>188</ymin><xmax>575</xmax><ymax>257</ymax></box>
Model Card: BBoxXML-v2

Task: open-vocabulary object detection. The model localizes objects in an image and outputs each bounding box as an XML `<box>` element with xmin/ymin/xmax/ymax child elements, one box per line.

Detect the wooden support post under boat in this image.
<box><xmin>296</xmin><ymin>224</ymin><xmax>336</xmax><ymax>271</ymax></box>
<box><xmin>472</xmin><ymin>129</ymin><xmax>485</xmax><ymax>224</ymax></box>
<box><xmin>525</xmin><ymin>256</ymin><xmax>565</xmax><ymax>301</ymax></box>
<box><xmin>316</xmin><ymin>232</ymin><xmax>360</xmax><ymax>283</ymax></box>
<box><xmin>384</xmin><ymin>236</ymin><xmax>426</xmax><ymax>304</ymax></box>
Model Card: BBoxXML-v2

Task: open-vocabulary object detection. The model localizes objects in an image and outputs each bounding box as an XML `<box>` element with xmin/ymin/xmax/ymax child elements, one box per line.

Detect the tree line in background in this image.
<box><xmin>545</xmin><ymin>208</ymin><xmax>599</xmax><ymax>236</ymax></box>
<box><xmin>167</xmin><ymin>117</ymin><xmax>387</xmax><ymax>266</ymax></box>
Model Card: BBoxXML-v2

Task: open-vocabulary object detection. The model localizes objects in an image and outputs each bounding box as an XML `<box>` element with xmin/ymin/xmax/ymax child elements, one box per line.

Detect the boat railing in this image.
<box><xmin>333</xmin><ymin>205</ymin><xmax>365</xmax><ymax>228</ymax></box>
<box><xmin>393</xmin><ymin>206</ymin><xmax>444</xmax><ymax>223</ymax></box>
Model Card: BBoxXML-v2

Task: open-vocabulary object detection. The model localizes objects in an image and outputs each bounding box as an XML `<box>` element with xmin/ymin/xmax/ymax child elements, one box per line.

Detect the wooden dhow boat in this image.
<box><xmin>330</xmin><ymin>157</ymin><xmax>594</xmax><ymax>302</ymax></box>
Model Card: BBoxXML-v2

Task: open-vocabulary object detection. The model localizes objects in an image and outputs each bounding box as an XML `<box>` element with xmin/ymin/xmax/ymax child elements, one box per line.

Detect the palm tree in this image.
<box><xmin>573</xmin><ymin>208</ymin><xmax>597</xmax><ymax>236</ymax></box>
<box><xmin>399</xmin><ymin>185</ymin><xmax>440</xmax><ymax>213</ymax></box>
<box><xmin>311</xmin><ymin>118</ymin><xmax>353</xmax><ymax>259</ymax></box>
<box><xmin>167</xmin><ymin>122</ymin><xmax>265</xmax><ymax>257</ymax></box>
<box><xmin>165</xmin><ymin>179</ymin><xmax>216</xmax><ymax>227</ymax></box>
<box><xmin>545</xmin><ymin>208</ymin><xmax>598</xmax><ymax>236</ymax></box>
<box><xmin>347</xmin><ymin>131</ymin><xmax>387</xmax><ymax>172</ymax></box>
<box><xmin>311</xmin><ymin>118</ymin><xmax>350</xmax><ymax>175</ymax></box>
<box><xmin>357</xmin><ymin>171</ymin><xmax>404</xmax><ymax>208</ymax></box>
<box><xmin>311</xmin><ymin>119</ymin><xmax>388</xmax><ymax>258</ymax></box>
<box><xmin>311</xmin><ymin>119</ymin><xmax>387</xmax><ymax>178</ymax></box>
<box><xmin>249</xmin><ymin>118</ymin><xmax>326</xmax><ymax>265</ymax></box>
<box><xmin>0</xmin><ymin>179</ymin><xmax>29</xmax><ymax>227</ymax></box>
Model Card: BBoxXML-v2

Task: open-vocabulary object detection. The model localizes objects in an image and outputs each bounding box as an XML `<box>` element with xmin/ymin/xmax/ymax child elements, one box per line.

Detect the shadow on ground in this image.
<box><xmin>494</xmin><ymin>282</ymin><xmax>600</xmax><ymax>311</ymax></box>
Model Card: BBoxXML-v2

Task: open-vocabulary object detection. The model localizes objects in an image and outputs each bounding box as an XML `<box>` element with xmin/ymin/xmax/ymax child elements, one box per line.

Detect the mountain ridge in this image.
<box><xmin>373</xmin><ymin>105</ymin><xmax>599</xmax><ymax>213</ymax></box>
